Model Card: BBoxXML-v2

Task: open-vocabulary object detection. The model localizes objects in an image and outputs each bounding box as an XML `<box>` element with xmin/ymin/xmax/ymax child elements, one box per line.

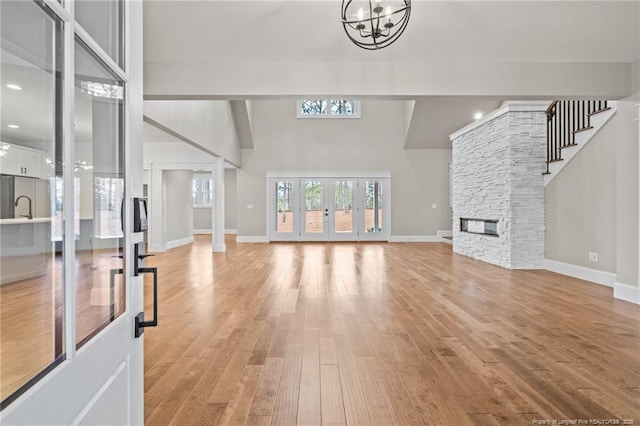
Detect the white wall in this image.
<box><xmin>236</xmin><ymin>100</ymin><xmax>452</xmax><ymax>238</ymax></box>
<box><xmin>165</xmin><ymin>170</ymin><xmax>193</xmax><ymax>243</ymax></box>
<box><xmin>144</xmin><ymin>100</ymin><xmax>241</xmax><ymax>166</ymax></box>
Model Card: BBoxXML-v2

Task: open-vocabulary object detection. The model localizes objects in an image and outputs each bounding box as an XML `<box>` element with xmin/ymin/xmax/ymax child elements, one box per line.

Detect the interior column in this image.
<box><xmin>213</xmin><ymin>157</ymin><xmax>226</xmax><ymax>252</ymax></box>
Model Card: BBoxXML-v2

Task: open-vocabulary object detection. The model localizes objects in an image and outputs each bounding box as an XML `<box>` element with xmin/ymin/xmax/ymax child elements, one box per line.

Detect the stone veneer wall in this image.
<box><xmin>451</xmin><ymin>106</ymin><xmax>546</xmax><ymax>269</ymax></box>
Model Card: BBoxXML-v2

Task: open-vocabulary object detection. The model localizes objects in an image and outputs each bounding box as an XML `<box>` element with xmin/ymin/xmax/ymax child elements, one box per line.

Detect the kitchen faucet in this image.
<box><xmin>14</xmin><ymin>195</ymin><xmax>33</xmax><ymax>220</ymax></box>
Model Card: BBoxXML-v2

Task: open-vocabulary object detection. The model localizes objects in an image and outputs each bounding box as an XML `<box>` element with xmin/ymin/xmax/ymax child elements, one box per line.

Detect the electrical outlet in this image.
<box><xmin>247</xmin><ymin>204</ymin><xmax>254</xmax><ymax>209</ymax></box>
<box><xmin>589</xmin><ymin>252</ymin><xmax>598</xmax><ymax>262</ymax></box>
<box><xmin>432</xmin><ymin>203</ymin><xmax>437</xmax><ymax>209</ymax></box>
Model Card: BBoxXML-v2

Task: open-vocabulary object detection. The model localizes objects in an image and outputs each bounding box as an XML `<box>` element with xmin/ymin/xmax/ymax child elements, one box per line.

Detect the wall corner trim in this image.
<box><xmin>614</xmin><ymin>282</ymin><xmax>640</xmax><ymax>305</ymax></box>
<box><xmin>166</xmin><ymin>236</ymin><xmax>194</xmax><ymax>250</ymax></box>
<box><xmin>543</xmin><ymin>259</ymin><xmax>616</xmax><ymax>287</ymax></box>
<box><xmin>237</xmin><ymin>236</ymin><xmax>269</xmax><ymax>243</ymax></box>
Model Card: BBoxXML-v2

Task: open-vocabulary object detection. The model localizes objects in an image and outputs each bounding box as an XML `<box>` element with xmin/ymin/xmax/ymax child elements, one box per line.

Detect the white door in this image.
<box><xmin>329</xmin><ymin>179</ymin><xmax>358</xmax><ymax>241</ymax></box>
<box><xmin>1</xmin><ymin>0</ymin><xmax>145</xmax><ymax>424</ymax></box>
<box><xmin>300</xmin><ymin>178</ymin><xmax>329</xmax><ymax>241</ymax></box>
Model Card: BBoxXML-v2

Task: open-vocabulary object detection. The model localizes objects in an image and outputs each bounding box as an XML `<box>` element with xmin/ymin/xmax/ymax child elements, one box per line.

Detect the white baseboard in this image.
<box><xmin>236</xmin><ymin>236</ymin><xmax>269</xmax><ymax>243</ymax></box>
<box><xmin>166</xmin><ymin>236</ymin><xmax>194</xmax><ymax>250</ymax></box>
<box><xmin>543</xmin><ymin>259</ymin><xmax>616</xmax><ymax>287</ymax></box>
<box><xmin>436</xmin><ymin>230</ymin><xmax>452</xmax><ymax>237</ymax></box>
<box><xmin>213</xmin><ymin>243</ymin><xmax>226</xmax><ymax>252</ymax></box>
<box><xmin>614</xmin><ymin>282</ymin><xmax>640</xmax><ymax>305</ymax></box>
<box><xmin>193</xmin><ymin>229</ymin><xmax>237</xmax><ymax>235</ymax></box>
<box><xmin>389</xmin><ymin>235</ymin><xmax>443</xmax><ymax>243</ymax></box>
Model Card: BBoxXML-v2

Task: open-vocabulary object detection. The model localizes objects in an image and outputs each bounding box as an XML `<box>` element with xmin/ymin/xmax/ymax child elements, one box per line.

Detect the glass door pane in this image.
<box><xmin>301</xmin><ymin>179</ymin><xmax>329</xmax><ymax>241</ymax></box>
<box><xmin>330</xmin><ymin>179</ymin><xmax>357</xmax><ymax>241</ymax></box>
<box><xmin>358</xmin><ymin>178</ymin><xmax>389</xmax><ymax>241</ymax></box>
<box><xmin>364</xmin><ymin>180</ymin><xmax>383</xmax><ymax>233</ymax></box>
<box><xmin>270</xmin><ymin>179</ymin><xmax>299</xmax><ymax>241</ymax></box>
<box><xmin>75</xmin><ymin>0</ymin><xmax>124</xmax><ymax>67</ymax></box>
<box><xmin>334</xmin><ymin>181</ymin><xmax>353</xmax><ymax>232</ymax></box>
<box><xmin>276</xmin><ymin>180</ymin><xmax>294</xmax><ymax>234</ymax></box>
<box><xmin>74</xmin><ymin>39</ymin><xmax>125</xmax><ymax>348</ymax></box>
<box><xmin>0</xmin><ymin>0</ymin><xmax>65</xmax><ymax>404</ymax></box>
<box><xmin>304</xmin><ymin>180</ymin><xmax>323</xmax><ymax>233</ymax></box>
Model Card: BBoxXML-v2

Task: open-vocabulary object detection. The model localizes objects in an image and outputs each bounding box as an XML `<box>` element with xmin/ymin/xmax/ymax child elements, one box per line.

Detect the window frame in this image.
<box><xmin>296</xmin><ymin>99</ymin><xmax>361</xmax><ymax>119</ymax></box>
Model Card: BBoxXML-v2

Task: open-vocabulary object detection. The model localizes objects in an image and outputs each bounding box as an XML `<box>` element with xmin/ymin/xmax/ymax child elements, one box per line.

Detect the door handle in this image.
<box><xmin>134</xmin><ymin>266</ymin><xmax>158</xmax><ymax>338</ymax></box>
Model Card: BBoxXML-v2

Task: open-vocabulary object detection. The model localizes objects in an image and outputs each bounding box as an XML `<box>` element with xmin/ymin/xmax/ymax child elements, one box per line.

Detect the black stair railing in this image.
<box><xmin>545</xmin><ymin>100</ymin><xmax>609</xmax><ymax>174</ymax></box>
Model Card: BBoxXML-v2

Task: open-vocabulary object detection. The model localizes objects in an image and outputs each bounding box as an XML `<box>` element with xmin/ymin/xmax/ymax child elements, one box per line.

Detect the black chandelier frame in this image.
<box><xmin>341</xmin><ymin>0</ymin><xmax>411</xmax><ymax>50</ymax></box>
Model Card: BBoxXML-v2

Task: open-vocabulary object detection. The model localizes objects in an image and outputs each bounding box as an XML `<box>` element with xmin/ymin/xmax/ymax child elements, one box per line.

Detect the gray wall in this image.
<box><xmin>225</xmin><ymin>168</ymin><xmax>237</xmax><ymax>230</ymax></box>
<box><xmin>165</xmin><ymin>170</ymin><xmax>193</xmax><ymax>242</ymax></box>
<box><xmin>236</xmin><ymin>100</ymin><xmax>452</xmax><ymax>238</ymax></box>
<box><xmin>546</xmin><ymin>99</ymin><xmax>638</xmax><ymax>284</ymax></box>
<box><xmin>193</xmin><ymin>208</ymin><xmax>211</xmax><ymax>231</ymax></box>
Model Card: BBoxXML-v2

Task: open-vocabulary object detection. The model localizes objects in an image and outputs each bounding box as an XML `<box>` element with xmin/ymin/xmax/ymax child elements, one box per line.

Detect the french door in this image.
<box><xmin>268</xmin><ymin>175</ymin><xmax>390</xmax><ymax>242</ymax></box>
<box><xmin>1</xmin><ymin>0</ymin><xmax>144</xmax><ymax>424</ymax></box>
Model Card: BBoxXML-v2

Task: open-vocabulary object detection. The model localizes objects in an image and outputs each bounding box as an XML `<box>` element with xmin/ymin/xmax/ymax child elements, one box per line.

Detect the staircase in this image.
<box><xmin>544</xmin><ymin>100</ymin><xmax>617</xmax><ymax>186</ymax></box>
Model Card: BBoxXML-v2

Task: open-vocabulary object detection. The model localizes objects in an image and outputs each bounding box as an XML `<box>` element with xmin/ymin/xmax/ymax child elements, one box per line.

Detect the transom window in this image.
<box><xmin>297</xmin><ymin>99</ymin><xmax>361</xmax><ymax>118</ymax></box>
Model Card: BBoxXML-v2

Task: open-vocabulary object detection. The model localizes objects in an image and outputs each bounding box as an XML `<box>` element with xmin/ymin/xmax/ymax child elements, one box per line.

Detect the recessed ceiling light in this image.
<box><xmin>7</xmin><ymin>124</ymin><xmax>20</xmax><ymax>129</ymax></box>
<box><xmin>474</xmin><ymin>112</ymin><xmax>483</xmax><ymax>120</ymax></box>
<box><xmin>6</xmin><ymin>84</ymin><xmax>22</xmax><ymax>91</ymax></box>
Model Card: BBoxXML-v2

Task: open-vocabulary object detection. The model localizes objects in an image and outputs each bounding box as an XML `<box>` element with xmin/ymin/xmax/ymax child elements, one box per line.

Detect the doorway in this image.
<box><xmin>268</xmin><ymin>174</ymin><xmax>390</xmax><ymax>242</ymax></box>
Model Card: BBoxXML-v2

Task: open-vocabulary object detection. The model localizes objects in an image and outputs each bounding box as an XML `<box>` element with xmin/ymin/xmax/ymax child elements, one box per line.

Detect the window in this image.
<box><xmin>193</xmin><ymin>174</ymin><xmax>213</xmax><ymax>208</ymax></box>
<box><xmin>297</xmin><ymin>99</ymin><xmax>360</xmax><ymax>118</ymax></box>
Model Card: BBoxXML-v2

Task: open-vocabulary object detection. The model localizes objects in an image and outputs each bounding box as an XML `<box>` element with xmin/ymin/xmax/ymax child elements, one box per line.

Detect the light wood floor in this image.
<box><xmin>143</xmin><ymin>235</ymin><xmax>640</xmax><ymax>425</ymax></box>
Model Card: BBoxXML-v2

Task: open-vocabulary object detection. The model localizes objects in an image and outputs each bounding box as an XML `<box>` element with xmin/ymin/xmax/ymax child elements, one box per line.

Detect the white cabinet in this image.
<box><xmin>0</xmin><ymin>143</ymin><xmax>43</xmax><ymax>178</ymax></box>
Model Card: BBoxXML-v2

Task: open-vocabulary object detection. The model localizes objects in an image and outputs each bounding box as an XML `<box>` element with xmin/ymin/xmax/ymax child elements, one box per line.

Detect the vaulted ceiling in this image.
<box><xmin>143</xmin><ymin>0</ymin><xmax>640</xmax><ymax>149</ymax></box>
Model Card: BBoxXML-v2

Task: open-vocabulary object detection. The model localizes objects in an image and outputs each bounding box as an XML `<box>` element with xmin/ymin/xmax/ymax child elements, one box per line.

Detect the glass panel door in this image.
<box><xmin>270</xmin><ymin>179</ymin><xmax>299</xmax><ymax>241</ymax></box>
<box><xmin>330</xmin><ymin>179</ymin><xmax>357</xmax><ymax>241</ymax></box>
<box><xmin>300</xmin><ymin>179</ymin><xmax>329</xmax><ymax>241</ymax></box>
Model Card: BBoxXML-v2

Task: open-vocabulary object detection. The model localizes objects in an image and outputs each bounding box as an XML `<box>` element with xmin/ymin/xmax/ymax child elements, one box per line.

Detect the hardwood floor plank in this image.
<box><xmin>334</xmin><ymin>335</ymin><xmax>372</xmax><ymax>425</ymax></box>
<box><xmin>209</xmin><ymin>350</ymin><xmax>253</xmax><ymax>404</ymax></box>
<box><xmin>320</xmin><ymin>364</ymin><xmax>347</xmax><ymax>426</ymax></box>
<box><xmin>297</xmin><ymin>329</ymin><xmax>321</xmax><ymax>426</ymax></box>
<box><xmin>245</xmin><ymin>415</ymin><xmax>272</xmax><ymax>426</ymax></box>
<box><xmin>219</xmin><ymin>365</ymin><xmax>263</xmax><ymax>425</ymax></box>
<box><xmin>271</xmin><ymin>344</ymin><xmax>304</xmax><ymax>425</ymax></box>
<box><xmin>249</xmin><ymin>357</ymin><xmax>285</xmax><ymax>417</ymax></box>
<box><xmin>355</xmin><ymin>356</ymin><xmax>396</xmax><ymax>426</ymax></box>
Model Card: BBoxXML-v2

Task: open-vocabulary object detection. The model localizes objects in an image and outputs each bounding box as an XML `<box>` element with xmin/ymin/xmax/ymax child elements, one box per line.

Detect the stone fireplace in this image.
<box><xmin>450</xmin><ymin>103</ymin><xmax>546</xmax><ymax>269</ymax></box>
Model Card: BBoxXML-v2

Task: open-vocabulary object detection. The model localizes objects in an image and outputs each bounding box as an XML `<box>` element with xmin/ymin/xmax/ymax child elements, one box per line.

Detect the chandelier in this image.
<box><xmin>341</xmin><ymin>0</ymin><xmax>411</xmax><ymax>50</ymax></box>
